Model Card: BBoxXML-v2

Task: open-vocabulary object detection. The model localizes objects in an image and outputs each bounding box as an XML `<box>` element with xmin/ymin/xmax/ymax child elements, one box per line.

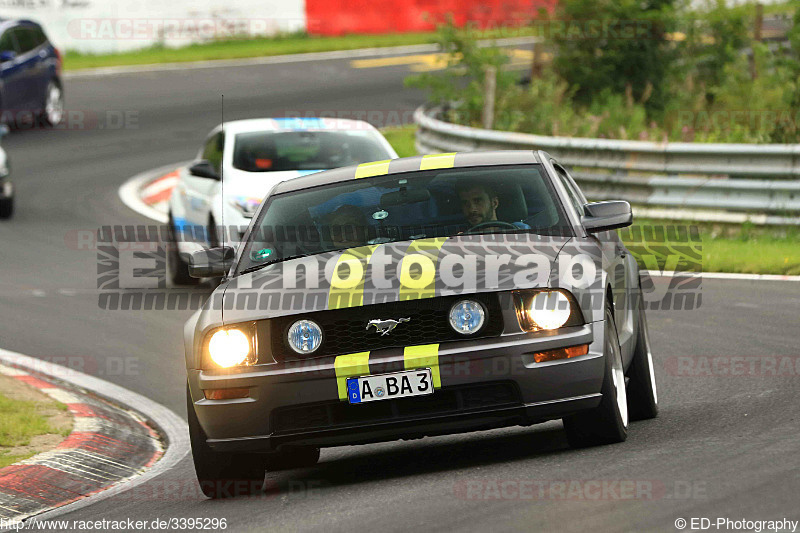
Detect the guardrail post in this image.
<box><xmin>482</xmin><ymin>65</ymin><xmax>497</xmax><ymax>130</ymax></box>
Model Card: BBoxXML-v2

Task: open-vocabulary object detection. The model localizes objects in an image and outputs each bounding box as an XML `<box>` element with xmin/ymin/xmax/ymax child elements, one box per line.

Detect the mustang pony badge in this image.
<box><xmin>366</xmin><ymin>318</ymin><xmax>411</xmax><ymax>336</ymax></box>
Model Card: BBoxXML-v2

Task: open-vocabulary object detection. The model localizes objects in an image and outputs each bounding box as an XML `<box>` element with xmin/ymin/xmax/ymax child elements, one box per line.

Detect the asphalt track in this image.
<box><xmin>0</xmin><ymin>50</ymin><xmax>799</xmax><ymax>532</ymax></box>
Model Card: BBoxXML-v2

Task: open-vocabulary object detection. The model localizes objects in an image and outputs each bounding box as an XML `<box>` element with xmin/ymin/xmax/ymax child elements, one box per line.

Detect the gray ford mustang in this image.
<box><xmin>182</xmin><ymin>150</ymin><xmax>658</xmax><ymax>498</ymax></box>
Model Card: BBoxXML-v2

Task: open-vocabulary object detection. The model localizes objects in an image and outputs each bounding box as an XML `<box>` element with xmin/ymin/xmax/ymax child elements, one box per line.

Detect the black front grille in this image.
<box><xmin>267</xmin><ymin>293</ymin><xmax>504</xmax><ymax>361</ymax></box>
<box><xmin>272</xmin><ymin>381</ymin><xmax>522</xmax><ymax>434</ymax></box>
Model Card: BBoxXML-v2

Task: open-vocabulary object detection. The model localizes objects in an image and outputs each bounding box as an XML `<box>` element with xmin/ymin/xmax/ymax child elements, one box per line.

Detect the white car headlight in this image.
<box><xmin>515</xmin><ymin>290</ymin><xmax>580</xmax><ymax>331</ymax></box>
<box><xmin>287</xmin><ymin>320</ymin><xmax>323</xmax><ymax>355</ymax></box>
<box><xmin>207</xmin><ymin>328</ymin><xmax>254</xmax><ymax>368</ymax></box>
<box><xmin>448</xmin><ymin>300</ymin><xmax>486</xmax><ymax>335</ymax></box>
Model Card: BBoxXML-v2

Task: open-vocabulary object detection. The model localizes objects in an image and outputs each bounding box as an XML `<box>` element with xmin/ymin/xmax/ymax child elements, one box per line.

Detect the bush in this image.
<box><xmin>551</xmin><ymin>0</ymin><xmax>678</xmax><ymax>113</ymax></box>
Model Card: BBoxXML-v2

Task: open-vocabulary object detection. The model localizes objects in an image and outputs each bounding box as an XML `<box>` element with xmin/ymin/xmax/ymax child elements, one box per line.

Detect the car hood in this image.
<box><xmin>211</xmin><ymin>234</ymin><xmax>595</xmax><ymax>324</ymax></box>
<box><xmin>220</xmin><ymin>167</ymin><xmax>324</xmax><ymax>211</ymax></box>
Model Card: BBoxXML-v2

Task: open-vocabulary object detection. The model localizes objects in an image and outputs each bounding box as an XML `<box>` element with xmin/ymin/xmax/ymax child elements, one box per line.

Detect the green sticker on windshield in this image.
<box><xmin>251</xmin><ymin>248</ymin><xmax>273</xmax><ymax>261</ymax></box>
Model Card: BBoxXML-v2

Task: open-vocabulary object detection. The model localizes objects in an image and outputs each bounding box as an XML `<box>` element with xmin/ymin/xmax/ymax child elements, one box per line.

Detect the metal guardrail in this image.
<box><xmin>414</xmin><ymin>105</ymin><xmax>800</xmax><ymax>224</ymax></box>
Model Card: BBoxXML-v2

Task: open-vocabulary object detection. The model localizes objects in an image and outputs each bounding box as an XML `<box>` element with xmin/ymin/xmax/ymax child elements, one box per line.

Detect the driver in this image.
<box><xmin>457</xmin><ymin>182</ymin><xmax>529</xmax><ymax>229</ymax></box>
<box><xmin>326</xmin><ymin>204</ymin><xmax>367</xmax><ymax>248</ymax></box>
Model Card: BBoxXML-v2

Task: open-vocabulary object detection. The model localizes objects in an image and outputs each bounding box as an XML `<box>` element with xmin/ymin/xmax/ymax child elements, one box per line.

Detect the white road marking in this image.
<box><xmin>644</xmin><ymin>270</ymin><xmax>800</xmax><ymax>282</ymax></box>
<box><xmin>65</xmin><ymin>37</ymin><xmax>541</xmax><ymax>79</ymax></box>
<box><xmin>0</xmin><ymin>347</ymin><xmax>189</xmax><ymax>520</ymax></box>
<box><xmin>118</xmin><ymin>162</ymin><xmax>191</xmax><ymax>224</ymax></box>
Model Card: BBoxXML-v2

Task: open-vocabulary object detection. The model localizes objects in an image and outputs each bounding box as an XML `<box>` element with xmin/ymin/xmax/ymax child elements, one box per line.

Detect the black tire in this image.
<box><xmin>265</xmin><ymin>446</ymin><xmax>320</xmax><ymax>471</ymax></box>
<box><xmin>563</xmin><ymin>301</ymin><xmax>629</xmax><ymax>447</ymax></box>
<box><xmin>167</xmin><ymin>215</ymin><xmax>199</xmax><ymax>286</ymax></box>
<box><xmin>187</xmin><ymin>386</ymin><xmax>266</xmax><ymax>499</ymax></box>
<box><xmin>0</xmin><ymin>196</ymin><xmax>12</xmax><ymax>219</ymax></box>
<box><xmin>627</xmin><ymin>289</ymin><xmax>659</xmax><ymax>421</ymax></box>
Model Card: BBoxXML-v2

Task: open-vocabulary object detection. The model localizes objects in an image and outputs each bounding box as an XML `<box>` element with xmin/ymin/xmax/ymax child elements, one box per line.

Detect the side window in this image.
<box><xmin>202</xmin><ymin>132</ymin><xmax>225</xmax><ymax>176</ymax></box>
<box><xmin>0</xmin><ymin>31</ymin><xmax>16</xmax><ymax>55</ymax></box>
<box><xmin>13</xmin><ymin>28</ymin><xmax>38</xmax><ymax>53</ymax></box>
<box><xmin>32</xmin><ymin>27</ymin><xmax>47</xmax><ymax>47</ymax></box>
<box><xmin>553</xmin><ymin>164</ymin><xmax>585</xmax><ymax>216</ymax></box>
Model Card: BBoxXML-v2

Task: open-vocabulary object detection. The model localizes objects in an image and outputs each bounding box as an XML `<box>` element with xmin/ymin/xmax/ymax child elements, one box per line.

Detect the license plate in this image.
<box><xmin>346</xmin><ymin>368</ymin><xmax>433</xmax><ymax>404</ymax></box>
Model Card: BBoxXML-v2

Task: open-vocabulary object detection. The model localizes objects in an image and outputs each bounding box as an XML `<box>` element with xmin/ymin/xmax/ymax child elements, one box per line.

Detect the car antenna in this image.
<box><xmin>220</xmin><ymin>94</ymin><xmax>225</xmax><ymax>325</ymax></box>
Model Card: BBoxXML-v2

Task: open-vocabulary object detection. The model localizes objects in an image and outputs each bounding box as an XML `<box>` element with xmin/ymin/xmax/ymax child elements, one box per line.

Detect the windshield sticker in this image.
<box><xmin>250</xmin><ymin>248</ymin><xmax>273</xmax><ymax>261</ymax></box>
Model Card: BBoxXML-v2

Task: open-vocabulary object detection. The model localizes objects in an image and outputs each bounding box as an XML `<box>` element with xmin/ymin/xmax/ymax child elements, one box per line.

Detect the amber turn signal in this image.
<box><xmin>532</xmin><ymin>344</ymin><xmax>589</xmax><ymax>363</ymax></box>
<box><xmin>203</xmin><ymin>388</ymin><xmax>250</xmax><ymax>400</ymax></box>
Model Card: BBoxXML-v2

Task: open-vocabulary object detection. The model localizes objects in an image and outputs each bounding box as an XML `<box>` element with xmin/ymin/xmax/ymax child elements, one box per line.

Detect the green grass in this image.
<box><xmin>382</xmin><ymin>125</ymin><xmax>417</xmax><ymax>158</ymax></box>
<box><xmin>0</xmin><ymin>391</ymin><xmax>65</xmax><ymax>468</ymax></box>
<box><xmin>64</xmin><ymin>27</ymin><xmax>536</xmax><ymax>71</ymax></box>
<box><xmin>622</xmin><ymin>219</ymin><xmax>800</xmax><ymax>276</ymax></box>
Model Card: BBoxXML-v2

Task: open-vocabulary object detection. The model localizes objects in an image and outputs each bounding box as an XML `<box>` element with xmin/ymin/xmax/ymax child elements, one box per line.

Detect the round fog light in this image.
<box><xmin>449</xmin><ymin>300</ymin><xmax>485</xmax><ymax>335</ymax></box>
<box><xmin>288</xmin><ymin>319</ymin><xmax>323</xmax><ymax>354</ymax></box>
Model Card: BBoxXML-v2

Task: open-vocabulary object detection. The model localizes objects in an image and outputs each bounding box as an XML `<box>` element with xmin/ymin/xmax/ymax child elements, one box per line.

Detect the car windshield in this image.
<box><xmin>232</xmin><ymin>130</ymin><xmax>393</xmax><ymax>172</ymax></box>
<box><xmin>237</xmin><ymin>164</ymin><xmax>569</xmax><ymax>274</ymax></box>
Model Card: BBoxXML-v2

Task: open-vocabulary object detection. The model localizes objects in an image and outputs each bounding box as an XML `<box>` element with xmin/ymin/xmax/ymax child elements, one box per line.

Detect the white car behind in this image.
<box><xmin>166</xmin><ymin>117</ymin><xmax>398</xmax><ymax>284</ymax></box>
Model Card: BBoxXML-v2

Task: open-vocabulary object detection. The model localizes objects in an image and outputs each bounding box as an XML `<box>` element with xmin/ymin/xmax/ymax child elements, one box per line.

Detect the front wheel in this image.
<box><xmin>41</xmin><ymin>81</ymin><xmax>64</xmax><ymax>127</ymax></box>
<box><xmin>187</xmin><ymin>386</ymin><xmax>266</xmax><ymax>499</ymax></box>
<box><xmin>563</xmin><ymin>301</ymin><xmax>629</xmax><ymax>447</ymax></box>
<box><xmin>627</xmin><ymin>288</ymin><xmax>658</xmax><ymax>421</ymax></box>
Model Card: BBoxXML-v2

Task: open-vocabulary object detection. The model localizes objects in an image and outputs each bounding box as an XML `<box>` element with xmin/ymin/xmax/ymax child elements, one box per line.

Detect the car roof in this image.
<box><xmin>216</xmin><ymin>117</ymin><xmax>382</xmax><ymax>136</ymax></box>
<box><xmin>0</xmin><ymin>19</ymin><xmax>42</xmax><ymax>30</ymax></box>
<box><xmin>271</xmin><ymin>151</ymin><xmax>544</xmax><ymax>194</ymax></box>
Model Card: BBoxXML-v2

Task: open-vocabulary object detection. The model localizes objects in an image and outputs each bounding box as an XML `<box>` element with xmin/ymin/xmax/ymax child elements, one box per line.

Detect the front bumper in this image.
<box><xmin>188</xmin><ymin>321</ymin><xmax>606</xmax><ymax>452</ymax></box>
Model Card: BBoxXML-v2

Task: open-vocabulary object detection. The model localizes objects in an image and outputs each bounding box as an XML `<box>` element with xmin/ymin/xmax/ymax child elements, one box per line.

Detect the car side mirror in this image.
<box><xmin>188</xmin><ymin>246</ymin><xmax>235</xmax><ymax>278</ymax></box>
<box><xmin>0</xmin><ymin>50</ymin><xmax>16</xmax><ymax>62</ymax></box>
<box><xmin>582</xmin><ymin>201</ymin><xmax>632</xmax><ymax>233</ymax></box>
<box><xmin>188</xmin><ymin>160</ymin><xmax>220</xmax><ymax>180</ymax></box>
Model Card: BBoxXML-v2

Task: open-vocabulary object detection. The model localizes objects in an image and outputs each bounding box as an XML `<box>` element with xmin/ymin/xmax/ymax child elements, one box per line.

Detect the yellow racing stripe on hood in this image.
<box><xmin>419</xmin><ymin>153</ymin><xmax>456</xmax><ymax>170</ymax></box>
<box><xmin>355</xmin><ymin>159</ymin><xmax>391</xmax><ymax>179</ymax></box>
<box><xmin>404</xmin><ymin>344</ymin><xmax>441</xmax><ymax>388</ymax></box>
<box><xmin>399</xmin><ymin>237</ymin><xmax>447</xmax><ymax>301</ymax></box>
<box><xmin>328</xmin><ymin>245</ymin><xmax>379</xmax><ymax>309</ymax></box>
<box><xmin>334</xmin><ymin>351</ymin><xmax>371</xmax><ymax>401</ymax></box>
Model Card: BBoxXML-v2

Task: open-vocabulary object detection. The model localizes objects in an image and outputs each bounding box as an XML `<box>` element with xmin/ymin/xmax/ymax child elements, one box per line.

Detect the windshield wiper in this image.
<box><xmin>238</xmin><ymin>253</ymin><xmax>313</xmax><ymax>275</ymax></box>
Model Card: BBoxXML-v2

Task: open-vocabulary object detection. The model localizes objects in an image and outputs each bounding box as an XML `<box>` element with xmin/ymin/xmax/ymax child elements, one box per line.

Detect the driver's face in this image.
<box><xmin>459</xmin><ymin>187</ymin><xmax>499</xmax><ymax>226</ymax></box>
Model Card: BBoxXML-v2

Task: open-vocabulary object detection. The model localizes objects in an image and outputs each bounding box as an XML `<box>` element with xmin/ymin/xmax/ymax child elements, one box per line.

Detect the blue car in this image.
<box><xmin>0</xmin><ymin>19</ymin><xmax>63</xmax><ymax>127</ymax></box>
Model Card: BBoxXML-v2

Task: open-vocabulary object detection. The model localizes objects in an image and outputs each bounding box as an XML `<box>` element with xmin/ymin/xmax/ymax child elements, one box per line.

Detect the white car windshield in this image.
<box><xmin>232</xmin><ymin>130</ymin><xmax>393</xmax><ymax>172</ymax></box>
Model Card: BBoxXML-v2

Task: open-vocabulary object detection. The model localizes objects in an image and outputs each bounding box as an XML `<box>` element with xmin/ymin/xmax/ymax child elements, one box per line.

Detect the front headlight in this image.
<box><xmin>448</xmin><ymin>300</ymin><xmax>486</xmax><ymax>335</ymax></box>
<box><xmin>287</xmin><ymin>320</ymin><xmax>323</xmax><ymax>355</ymax></box>
<box><xmin>206</xmin><ymin>326</ymin><xmax>257</xmax><ymax>368</ymax></box>
<box><xmin>229</xmin><ymin>196</ymin><xmax>261</xmax><ymax>218</ymax></box>
<box><xmin>514</xmin><ymin>289</ymin><xmax>584</xmax><ymax>332</ymax></box>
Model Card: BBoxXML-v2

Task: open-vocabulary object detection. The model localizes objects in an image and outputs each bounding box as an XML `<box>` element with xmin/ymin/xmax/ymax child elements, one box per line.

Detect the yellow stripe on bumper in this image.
<box><xmin>355</xmin><ymin>159</ymin><xmax>391</xmax><ymax>179</ymax></box>
<box><xmin>334</xmin><ymin>351</ymin><xmax>371</xmax><ymax>401</ymax></box>
<box><xmin>419</xmin><ymin>153</ymin><xmax>456</xmax><ymax>170</ymax></box>
<box><xmin>328</xmin><ymin>245</ymin><xmax>379</xmax><ymax>309</ymax></box>
<box><xmin>403</xmin><ymin>344</ymin><xmax>441</xmax><ymax>388</ymax></box>
<box><xmin>399</xmin><ymin>237</ymin><xmax>447</xmax><ymax>301</ymax></box>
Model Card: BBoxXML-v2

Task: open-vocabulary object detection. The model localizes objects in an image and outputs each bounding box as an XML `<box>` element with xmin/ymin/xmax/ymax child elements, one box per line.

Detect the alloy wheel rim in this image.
<box><xmin>46</xmin><ymin>84</ymin><xmax>63</xmax><ymax>125</ymax></box>
<box><xmin>609</xmin><ymin>334</ymin><xmax>629</xmax><ymax>428</ymax></box>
